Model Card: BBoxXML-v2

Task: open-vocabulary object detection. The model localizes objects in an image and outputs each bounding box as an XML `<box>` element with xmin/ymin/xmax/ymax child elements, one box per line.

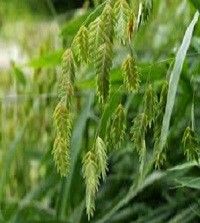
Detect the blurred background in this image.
<box><xmin>0</xmin><ymin>0</ymin><xmax>200</xmax><ymax>222</ymax></box>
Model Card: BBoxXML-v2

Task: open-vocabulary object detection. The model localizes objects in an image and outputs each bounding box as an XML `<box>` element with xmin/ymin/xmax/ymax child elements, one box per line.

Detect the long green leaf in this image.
<box><xmin>175</xmin><ymin>177</ymin><xmax>200</xmax><ymax>189</ymax></box>
<box><xmin>157</xmin><ymin>11</ymin><xmax>199</xmax><ymax>155</ymax></box>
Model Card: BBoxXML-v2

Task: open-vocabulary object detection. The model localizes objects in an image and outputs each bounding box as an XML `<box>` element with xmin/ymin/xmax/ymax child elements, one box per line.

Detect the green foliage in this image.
<box><xmin>52</xmin><ymin>1</ymin><xmax>200</xmax><ymax>220</ymax></box>
<box><xmin>12</xmin><ymin>63</ymin><xmax>27</xmax><ymax>86</ymax></box>
<box><xmin>190</xmin><ymin>0</ymin><xmax>200</xmax><ymax>11</ymax></box>
<box><xmin>156</xmin><ymin>11</ymin><xmax>199</xmax><ymax>163</ymax></box>
<box><xmin>1</xmin><ymin>1</ymin><xmax>200</xmax><ymax>223</ymax></box>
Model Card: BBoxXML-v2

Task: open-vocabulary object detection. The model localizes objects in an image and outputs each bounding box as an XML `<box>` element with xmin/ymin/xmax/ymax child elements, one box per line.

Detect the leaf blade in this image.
<box><xmin>157</xmin><ymin>11</ymin><xmax>199</xmax><ymax>155</ymax></box>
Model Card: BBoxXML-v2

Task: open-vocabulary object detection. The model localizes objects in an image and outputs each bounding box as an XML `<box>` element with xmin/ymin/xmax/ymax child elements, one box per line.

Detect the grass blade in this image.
<box><xmin>157</xmin><ymin>11</ymin><xmax>199</xmax><ymax>155</ymax></box>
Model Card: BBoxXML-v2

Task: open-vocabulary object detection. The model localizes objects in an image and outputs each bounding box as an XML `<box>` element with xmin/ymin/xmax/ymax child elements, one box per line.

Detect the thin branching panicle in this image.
<box><xmin>143</xmin><ymin>84</ymin><xmax>158</xmax><ymax>127</ymax></box>
<box><xmin>131</xmin><ymin>113</ymin><xmax>148</xmax><ymax>181</ymax></box>
<box><xmin>154</xmin><ymin>148</ymin><xmax>166</xmax><ymax>169</ymax></box>
<box><xmin>131</xmin><ymin>113</ymin><xmax>148</xmax><ymax>158</ymax></box>
<box><xmin>182</xmin><ymin>127</ymin><xmax>200</xmax><ymax>163</ymax></box>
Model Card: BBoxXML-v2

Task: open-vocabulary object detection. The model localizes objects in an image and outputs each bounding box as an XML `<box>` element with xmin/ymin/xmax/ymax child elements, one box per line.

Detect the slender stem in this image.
<box><xmin>191</xmin><ymin>93</ymin><xmax>195</xmax><ymax>131</ymax></box>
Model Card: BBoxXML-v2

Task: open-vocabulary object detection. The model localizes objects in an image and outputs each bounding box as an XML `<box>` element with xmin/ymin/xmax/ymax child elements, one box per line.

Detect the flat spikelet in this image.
<box><xmin>122</xmin><ymin>54</ymin><xmax>140</xmax><ymax>92</ymax></box>
<box><xmin>154</xmin><ymin>149</ymin><xmax>166</xmax><ymax>169</ymax></box>
<box><xmin>143</xmin><ymin>84</ymin><xmax>158</xmax><ymax>127</ymax></box>
<box><xmin>88</xmin><ymin>17</ymin><xmax>106</xmax><ymax>61</ymax></box>
<box><xmin>82</xmin><ymin>151</ymin><xmax>99</xmax><ymax>220</ymax></box>
<box><xmin>94</xmin><ymin>137</ymin><xmax>108</xmax><ymax>181</ymax></box>
<box><xmin>88</xmin><ymin>3</ymin><xmax>114</xmax><ymax>61</ymax></box>
<box><xmin>59</xmin><ymin>48</ymin><xmax>75</xmax><ymax>98</ymax></box>
<box><xmin>72</xmin><ymin>25</ymin><xmax>89</xmax><ymax>63</ymax></box>
<box><xmin>53</xmin><ymin>101</ymin><xmax>72</xmax><ymax>138</ymax></box>
<box><xmin>96</xmin><ymin>42</ymin><xmax>113</xmax><ymax>103</ymax></box>
<box><xmin>131</xmin><ymin>113</ymin><xmax>148</xmax><ymax>156</ymax></box>
<box><xmin>101</xmin><ymin>2</ymin><xmax>114</xmax><ymax>42</ymax></box>
<box><xmin>52</xmin><ymin>135</ymin><xmax>70</xmax><ymax>177</ymax></box>
<box><xmin>52</xmin><ymin>100</ymin><xmax>72</xmax><ymax>176</ymax></box>
<box><xmin>182</xmin><ymin>127</ymin><xmax>200</xmax><ymax>163</ymax></box>
<box><xmin>107</xmin><ymin>104</ymin><xmax>126</xmax><ymax>149</ymax></box>
<box><xmin>114</xmin><ymin>0</ymin><xmax>131</xmax><ymax>43</ymax></box>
